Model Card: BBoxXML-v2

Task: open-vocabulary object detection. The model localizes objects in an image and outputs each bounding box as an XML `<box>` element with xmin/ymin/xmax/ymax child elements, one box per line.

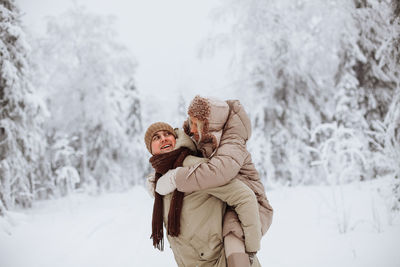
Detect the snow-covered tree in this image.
<box><xmin>126</xmin><ymin>79</ymin><xmax>142</xmax><ymax>138</ymax></box>
<box><xmin>172</xmin><ymin>93</ymin><xmax>187</xmax><ymax>127</ymax></box>
<box><xmin>333</xmin><ymin>0</ymin><xmax>400</xmax><ymax>180</ymax></box>
<box><xmin>32</xmin><ymin>5</ymin><xmax>142</xmax><ymax>192</ymax></box>
<box><xmin>212</xmin><ymin>0</ymin><xmax>400</xmax><ymax>186</ymax></box>
<box><xmin>213</xmin><ymin>0</ymin><xmax>350</xmax><ymax>185</ymax></box>
<box><xmin>384</xmin><ymin>88</ymin><xmax>400</xmax><ymax>212</ymax></box>
<box><xmin>0</xmin><ymin>0</ymin><xmax>47</xmax><ymax>212</ymax></box>
<box><xmin>123</xmin><ymin>78</ymin><xmax>147</xmax><ymax>186</ymax></box>
<box><xmin>351</xmin><ymin>0</ymin><xmax>399</xmax><ymax>123</ymax></box>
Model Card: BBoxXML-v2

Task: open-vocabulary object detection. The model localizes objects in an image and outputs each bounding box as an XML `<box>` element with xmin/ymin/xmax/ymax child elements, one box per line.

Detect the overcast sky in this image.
<box><xmin>17</xmin><ymin>0</ymin><xmax>239</xmax><ymax>124</ymax></box>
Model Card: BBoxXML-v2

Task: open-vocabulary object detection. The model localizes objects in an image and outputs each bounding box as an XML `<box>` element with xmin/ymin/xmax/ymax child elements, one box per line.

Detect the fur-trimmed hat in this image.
<box><xmin>187</xmin><ymin>95</ymin><xmax>230</xmax><ymax>131</ymax></box>
<box><xmin>186</xmin><ymin>95</ymin><xmax>229</xmax><ymax>156</ymax></box>
<box><xmin>144</xmin><ymin>122</ymin><xmax>176</xmax><ymax>153</ymax></box>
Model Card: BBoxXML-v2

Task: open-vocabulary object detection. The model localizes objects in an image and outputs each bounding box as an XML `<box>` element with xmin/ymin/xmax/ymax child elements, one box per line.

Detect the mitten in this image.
<box><xmin>155</xmin><ymin>168</ymin><xmax>180</xmax><ymax>195</ymax></box>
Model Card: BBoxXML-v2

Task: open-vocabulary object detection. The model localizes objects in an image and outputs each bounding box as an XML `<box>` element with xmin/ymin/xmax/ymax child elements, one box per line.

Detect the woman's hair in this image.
<box><xmin>196</xmin><ymin>120</ymin><xmax>204</xmax><ymax>143</ymax></box>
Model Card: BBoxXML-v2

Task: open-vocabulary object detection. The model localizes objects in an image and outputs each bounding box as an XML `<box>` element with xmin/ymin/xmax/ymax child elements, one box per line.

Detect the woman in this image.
<box><xmin>156</xmin><ymin>96</ymin><xmax>274</xmax><ymax>266</ymax></box>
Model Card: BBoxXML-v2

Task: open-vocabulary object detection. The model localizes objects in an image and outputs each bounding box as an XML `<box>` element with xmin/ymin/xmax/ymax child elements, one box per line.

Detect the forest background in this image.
<box><xmin>1</xmin><ymin>0</ymin><xmax>400</xmax><ymax>253</ymax></box>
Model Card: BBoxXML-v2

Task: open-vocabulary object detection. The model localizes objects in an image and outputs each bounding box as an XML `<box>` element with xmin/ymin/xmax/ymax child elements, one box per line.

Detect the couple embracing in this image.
<box><xmin>144</xmin><ymin>95</ymin><xmax>273</xmax><ymax>267</ymax></box>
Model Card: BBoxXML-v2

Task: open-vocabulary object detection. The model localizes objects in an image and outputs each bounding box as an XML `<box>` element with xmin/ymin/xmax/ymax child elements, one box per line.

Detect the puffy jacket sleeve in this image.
<box><xmin>206</xmin><ymin>179</ymin><xmax>261</xmax><ymax>252</ymax></box>
<box><xmin>175</xmin><ymin>138</ymin><xmax>247</xmax><ymax>192</ymax></box>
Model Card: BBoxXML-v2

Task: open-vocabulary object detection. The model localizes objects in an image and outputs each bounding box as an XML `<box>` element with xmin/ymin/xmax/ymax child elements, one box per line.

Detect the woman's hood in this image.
<box><xmin>184</xmin><ymin>96</ymin><xmax>251</xmax><ymax>157</ymax></box>
<box><xmin>224</xmin><ymin>100</ymin><xmax>252</xmax><ymax>141</ymax></box>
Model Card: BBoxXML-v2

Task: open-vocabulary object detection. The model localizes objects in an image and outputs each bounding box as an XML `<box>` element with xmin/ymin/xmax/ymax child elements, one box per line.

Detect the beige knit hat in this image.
<box><xmin>144</xmin><ymin>122</ymin><xmax>176</xmax><ymax>153</ymax></box>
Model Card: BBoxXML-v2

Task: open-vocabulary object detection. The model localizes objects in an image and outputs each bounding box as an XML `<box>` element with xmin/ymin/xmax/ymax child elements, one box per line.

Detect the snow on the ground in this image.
<box><xmin>1</xmin><ymin>179</ymin><xmax>399</xmax><ymax>267</ymax></box>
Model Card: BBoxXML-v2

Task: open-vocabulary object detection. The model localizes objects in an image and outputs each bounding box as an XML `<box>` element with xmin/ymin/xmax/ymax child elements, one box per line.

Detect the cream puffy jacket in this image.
<box><xmin>176</xmin><ymin>100</ymin><xmax>273</xmax><ymax>235</ymax></box>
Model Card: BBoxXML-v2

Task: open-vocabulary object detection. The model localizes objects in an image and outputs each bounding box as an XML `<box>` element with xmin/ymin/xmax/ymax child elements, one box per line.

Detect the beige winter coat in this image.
<box><xmin>163</xmin><ymin>178</ymin><xmax>261</xmax><ymax>267</ymax></box>
<box><xmin>176</xmin><ymin>99</ymin><xmax>273</xmax><ymax>235</ymax></box>
<box><xmin>161</xmin><ymin>129</ymin><xmax>262</xmax><ymax>266</ymax></box>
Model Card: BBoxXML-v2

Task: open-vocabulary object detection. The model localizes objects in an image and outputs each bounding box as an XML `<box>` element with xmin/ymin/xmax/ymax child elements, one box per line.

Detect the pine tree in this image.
<box><xmin>215</xmin><ymin>0</ymin><xmax>349</xmax><ymax>184</ymax></box>
<box><xmin>385</xmin><ymin>0</ymin><xmax>400</xmax><ymax>212</ymax></box>
<box><xmin>333</xmin><ymin>0</ymin><xmax>400</xmax><ymax>180</ymax></box>
<box><xmin>124</xmin><ymin>77</ymin><xmax>146</xmax><ymax>186</ymax></box>
<box><xmin>0</xmin><ymin>0</ymin><xmax>46</xmax><ymax>212</ymax></box>
<box><xmin>352</xmin><ymin>0</ymin><xmax>399</xmax><ymax>123</ymax></box>
<box><xmin>126</xmin><ymin>78</ymin><xmax>142</xmax><ymax>138</ymax></box>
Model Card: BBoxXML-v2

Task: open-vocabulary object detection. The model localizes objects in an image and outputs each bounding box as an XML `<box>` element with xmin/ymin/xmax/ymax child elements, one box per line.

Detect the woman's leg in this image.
<box><xmin>223</xmin><ymin>209</ymin><xmax>250</xmax><ymax>267</ymax></box>
<box><xmin>224</xmin><ymin>232</ymin><xmax>246</xmax><ymax>256</ymax></box>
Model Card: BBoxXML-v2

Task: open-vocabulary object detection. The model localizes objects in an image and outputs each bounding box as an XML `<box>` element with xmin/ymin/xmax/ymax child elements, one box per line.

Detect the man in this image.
<box><xmin>145</xmin><ymin>122</ymin><xmax>262</xmax><ymax>266</ymax></box>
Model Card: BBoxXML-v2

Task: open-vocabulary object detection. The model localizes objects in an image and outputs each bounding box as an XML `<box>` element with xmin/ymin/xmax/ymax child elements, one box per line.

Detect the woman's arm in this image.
<box><xmin>156</xmin><ymin>107</ymin><xmax>249</xmax><ymax>195</ymax></box>
<box><xmin>182</xmin><ymin>155</ymin><xmax>208</xmax><ymax>167</ymax></box>
<box><xmin>175</xmin><ymin>138</ymin><xmax>247</xmax><ymax>192</ymax></box>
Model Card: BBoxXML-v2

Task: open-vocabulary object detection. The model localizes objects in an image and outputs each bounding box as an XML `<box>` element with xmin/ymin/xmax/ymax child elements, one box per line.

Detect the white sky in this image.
<box><xmin>17</xmin><ymin>0</ymin><xmax>239</xmax><ymax>124</ymax></box>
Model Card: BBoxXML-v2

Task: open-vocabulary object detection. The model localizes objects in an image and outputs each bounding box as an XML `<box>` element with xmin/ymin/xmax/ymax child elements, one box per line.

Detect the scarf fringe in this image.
<box><xmin>151</xmin><ymin>190</ymin><xmax>164</xmax><ymax>251</ymax></box>
<box><xmin>167</xmin><ymin>191</ymin><xmax>184</xmax><ymax>236</ymax></box>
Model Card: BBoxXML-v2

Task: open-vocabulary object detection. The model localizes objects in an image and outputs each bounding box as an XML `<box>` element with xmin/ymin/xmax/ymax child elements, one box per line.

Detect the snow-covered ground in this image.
<box><xmin>1</xmin><ymin>179</ymin><xmax>399</xmax><ymax>267</ymax></box>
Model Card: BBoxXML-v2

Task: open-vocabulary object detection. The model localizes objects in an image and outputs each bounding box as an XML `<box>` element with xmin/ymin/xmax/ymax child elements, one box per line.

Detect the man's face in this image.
<box><xmin>151</xmin><ymin>130</ymin><xmax>176</xmax><ymax>155</ymax></box>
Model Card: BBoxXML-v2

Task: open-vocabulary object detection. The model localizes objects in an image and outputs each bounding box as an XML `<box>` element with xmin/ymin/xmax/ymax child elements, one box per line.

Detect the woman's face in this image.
<box><xmin>189</xmin><ymin>116</ymin><xmax>202</xmax><ymax>142</ymax></box>
<box><xmin>151</xmin><ymin>130</ymin><xmax>176</xmax><ymax>155</ymax></box>
<box><xmin>189</xmin><ymin>117</ymin><xmax>198</xmax><ymax>135</ymax></box>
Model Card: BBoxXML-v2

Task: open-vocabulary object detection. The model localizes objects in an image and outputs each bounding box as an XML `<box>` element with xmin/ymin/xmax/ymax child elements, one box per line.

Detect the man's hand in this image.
<box><xmin>155</xmin><ymin>168</ymin><xmax>180</xmax><ymax>195</ymax></box>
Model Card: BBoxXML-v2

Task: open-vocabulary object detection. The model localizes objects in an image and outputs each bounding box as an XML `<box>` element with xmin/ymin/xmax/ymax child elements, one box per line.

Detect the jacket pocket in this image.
<box><xmin>189</xmin><ymin>234</ymin><xmax>222</xmax><ymax>261</ymax></box>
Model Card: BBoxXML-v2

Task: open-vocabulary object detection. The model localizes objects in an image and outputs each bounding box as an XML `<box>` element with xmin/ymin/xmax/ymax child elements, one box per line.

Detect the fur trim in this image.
<box><xmin>197</xmin><ymin>133</ymin><xmax>218</xmax><ymax>158</ymax></box>
<box><xmin>187</xmin><ymin>95</ymin><xmax>211</xmax><ymax>140</ymax></box>
<box><xmin>187</xmin><ymin>96</ymin><xmax>231</xmax><ymax>156</ymax></box>
<box><xmin>174</xmin><ymin>128</ymin><xmax>196</xmax><ymax>153</ymax></box>
<box><xmin>187</xmin><ymin>95</ymin><xmax>211</xmax><ymax>123</ymax></box>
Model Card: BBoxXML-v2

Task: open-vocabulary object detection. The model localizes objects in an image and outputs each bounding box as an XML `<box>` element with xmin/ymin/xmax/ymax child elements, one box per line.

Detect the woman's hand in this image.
<box><xmin>155</xmin><ymin>168</ymin><xmax>180</xmax><ymax>195</ymax></box>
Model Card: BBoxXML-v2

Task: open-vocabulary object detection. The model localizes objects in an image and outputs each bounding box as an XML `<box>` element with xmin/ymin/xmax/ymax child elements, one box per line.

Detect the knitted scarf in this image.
<box><xmin>149</xmin><ymin>147</ymin><xmax>192</xmax><ymax>251</ymax></box>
